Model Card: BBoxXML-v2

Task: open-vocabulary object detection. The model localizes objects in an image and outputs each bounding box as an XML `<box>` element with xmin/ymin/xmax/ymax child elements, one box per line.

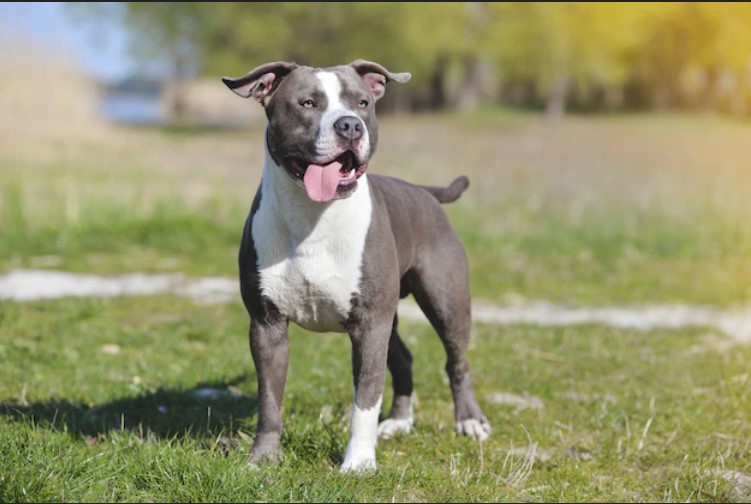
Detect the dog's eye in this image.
<box><xmin>358</xmin><ymin>99</ymin><xmax>369</xmax><ymax>109</ymax></box>
<box><xmin>301</xmin><ymin>99</ymin><xmax>316</xmax><ymax>109</ymax></box>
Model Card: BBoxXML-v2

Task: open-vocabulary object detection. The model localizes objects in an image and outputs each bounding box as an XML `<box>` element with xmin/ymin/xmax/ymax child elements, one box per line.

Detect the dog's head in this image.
<box><xmin>223</xmin><ymin>61</ymin><xmax>410</xmax><ymax>202</ymax></box>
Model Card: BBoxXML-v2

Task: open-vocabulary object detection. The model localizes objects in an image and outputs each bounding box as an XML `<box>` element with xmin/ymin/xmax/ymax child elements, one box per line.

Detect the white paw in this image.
<box><xmin>340</xmin><ymin>453</ymin><xmax>376</xmax><ymax>474</ymax></box>
<box><xmin>340</xmin><ymin>397</ymin><xmax>380</xmax><ymax>474</ymax></box>
<box><xmin>377</xmin><ymin>417</ymin><xmax>414</xmax><ymax>439</ymax></box>
<box><xmin>456</xmin><ymin>418</ymin><xmax>491</xmax><ymax>441</ymax></box>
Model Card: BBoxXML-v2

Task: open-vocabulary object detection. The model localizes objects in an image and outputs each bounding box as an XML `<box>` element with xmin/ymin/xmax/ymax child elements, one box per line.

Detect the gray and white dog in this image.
<box><xmin>222</xmin><ymin>60</ymin><xmax>490</xmax><ymax>473</ymax></box>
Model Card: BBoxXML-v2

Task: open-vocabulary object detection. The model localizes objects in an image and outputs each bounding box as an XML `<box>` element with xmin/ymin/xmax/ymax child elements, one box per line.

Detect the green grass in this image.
<box><xmin>447</xmin><ymin>201</ymin><xmax>751</xmax><ymax>305</ymax></box>
<box><xmin>1</xmin><ymin>296</ymin><xmax>750</xmax><ymax>502</ymax></box>
<box><xmin>3</xmin><ymin>175</ymin><xmax>750</xmax><ymax>305</ymax></box>
<box><xmin>0</xmin><ymin>189</ymin><xmax>246</xmax><ymax>277</ymax></box>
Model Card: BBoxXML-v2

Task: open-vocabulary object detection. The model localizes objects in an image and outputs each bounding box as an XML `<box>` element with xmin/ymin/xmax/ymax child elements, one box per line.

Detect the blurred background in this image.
<box><xmin>6</xmin><ymin>2</ymin><xmax>751</xmax><ymax>122</ymax></box>
<box><xmin>1</xmin><ymin>2</ymin><xmax>750</xmax><ymax>306</ymax></box>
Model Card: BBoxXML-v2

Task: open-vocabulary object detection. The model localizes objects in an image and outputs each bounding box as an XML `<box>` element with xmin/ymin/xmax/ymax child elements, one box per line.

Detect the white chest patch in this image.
<box><xmin>251</xmin><ymin>155</ymin><xmax>372</xmax><ymax>332</ymax></box>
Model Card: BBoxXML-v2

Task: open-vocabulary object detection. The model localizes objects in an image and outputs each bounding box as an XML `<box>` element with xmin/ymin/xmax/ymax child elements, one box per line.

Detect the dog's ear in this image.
<box><xmin>350</xmin><ymin>60</ymin><xmax>411</xmax><ymax>101</ymax></box>
<box><xmin>222</xmin><ymin>62</ymin><xmax>299</xmax><ymax>105</ymax></box>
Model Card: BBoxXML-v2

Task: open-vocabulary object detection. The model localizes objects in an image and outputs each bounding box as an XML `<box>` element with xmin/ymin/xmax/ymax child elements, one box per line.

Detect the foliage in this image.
<box><xmin>70</xmin><ymin>2</ymin><xmax>751</xmax><ymax>116</ymax></box>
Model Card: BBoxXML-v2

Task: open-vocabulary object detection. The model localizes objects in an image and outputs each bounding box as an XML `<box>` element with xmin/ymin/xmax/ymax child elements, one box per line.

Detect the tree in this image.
<box><xmin>633</xmin><ymin>2</ymin><xmax>751</xmax><ymax>113</ymax></box>
<box><xmin>489</xmin><ymin>3</ymin><xmax>658</xmax><ymax>119</ymax></box>
<box><xmin>68</xmin><ymin>2</ymin><xmax>751</xmax><ymax>117</ymax></box>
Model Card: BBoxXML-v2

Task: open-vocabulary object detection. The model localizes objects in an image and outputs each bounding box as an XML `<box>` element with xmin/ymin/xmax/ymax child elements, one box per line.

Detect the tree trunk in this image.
<box><xmin>168</xmin><ymin>78</ymin><xmax>187</xmax><ymax>120</ymax></box>
<box><xmin>455</xmin><ymin>54</ymin><xmax>483</xmax><ymax>111</ymax></box>
<box><xmin>730</xmin><ymin>71</ymin><xmax>746</xmax><ymax>116</ymax></box>
<box><xmin>604</xmin><ymin>85</ymin><xmax>624</xmax><ymax>110</ymax></box>
<box><xmin>545</xmin><ymin>74</ymin><xmax>570</xmax><ymax>122</ymax></box>
<box><xmin>429</xmin><ymin>54</ymin><xmax>450</xmax><ymax>110</ymax></box>
<box><xmin>379</xmin><ymin>89</ymin><xmax>412</xmax><ymax>115</ymax></box>
<box><xmin>701</xmin><ymin>68</ymin><xmax>720</xmax><ymax>113</ymax></box>
<box><xmin>168</xmin><ymin>49</ymin><xmax>189</xmax><ymax>121</ymax></box>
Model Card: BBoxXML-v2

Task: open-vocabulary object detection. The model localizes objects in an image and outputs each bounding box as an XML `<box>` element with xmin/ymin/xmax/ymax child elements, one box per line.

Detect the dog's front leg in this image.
<box><xmin>340</xmin><ymin>318</ymin><xmax>391</xmax><ymax>473</ymax></box>
<box><xmin>248</xmin><ymin>317</ymin><xmax>289</xmax><ymax>465</ymax></box>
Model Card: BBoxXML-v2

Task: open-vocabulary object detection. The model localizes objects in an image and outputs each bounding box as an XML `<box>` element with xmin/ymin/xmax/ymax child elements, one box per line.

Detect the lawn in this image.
<box><xmin>1</xmin><ymin>109</ymin><xmax>751</xmax><ymax>502</ymax></box>
<box><xmin>1</xmin><ymin>295</ymin><xmax>750</xmax><ymax>502</ymax></box>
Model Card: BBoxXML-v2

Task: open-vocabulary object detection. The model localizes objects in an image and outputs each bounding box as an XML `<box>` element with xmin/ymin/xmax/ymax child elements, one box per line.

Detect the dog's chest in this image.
<box><xmin>251</xmin><ymin>176</ymin><xmax>372</xmax><ymax>332</ymax></box>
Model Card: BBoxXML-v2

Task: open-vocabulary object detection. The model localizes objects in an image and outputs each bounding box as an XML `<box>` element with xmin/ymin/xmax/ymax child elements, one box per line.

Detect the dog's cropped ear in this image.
<box><xmin>222</xmin><ymin>62</ymin><xmax>299</xmax><ymax>105</ymax></box>
<box><xmin>350</xmin><ymin>60</ymin><xmax>411</xmax><ymax>101</ymax></box>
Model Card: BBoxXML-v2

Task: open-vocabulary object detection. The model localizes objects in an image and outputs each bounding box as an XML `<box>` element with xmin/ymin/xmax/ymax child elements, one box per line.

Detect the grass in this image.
<box><xmin>450</xmin><ymin>201</ymin><xmax>751</xmax><ymax>305</ymax></box>
<box><xmin>1</xmin><ymin>295</ymin><xmax>750</xmax><ymax>502</ymax></box>
<box><xmin>2</xmin><ymin>172</ymin><xmax>750</xmax><ymax>305</ymax></box>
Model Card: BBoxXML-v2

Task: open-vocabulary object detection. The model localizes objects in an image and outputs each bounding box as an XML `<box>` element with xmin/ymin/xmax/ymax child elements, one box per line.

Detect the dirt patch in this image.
<box><xmin>400</xmin><ymin>299</ymin><xmax>751</xmax><ymax>345</ymax></box>
<box><xmin>486</xmin><ymin>392</ymin><xmax>544</xmax><ymax>412</ymax></box>
<box><xmin>2</xmin><ymin>269</ymin><xmax>751</xmax><ymax>346</ymax></box>
<box><xmin>0</xmin><ymin>269</ymin><xmax>235</xmax><ymax>304</ymax></box>
<box><xmin>708</xmin><ymin>470</ymin><xmax>751</xmax><ymax>501</ymax></box>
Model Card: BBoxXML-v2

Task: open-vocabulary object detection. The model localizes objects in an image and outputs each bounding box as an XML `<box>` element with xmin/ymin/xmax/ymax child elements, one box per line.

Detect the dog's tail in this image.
<box><xmin>418</xmin><ymin>175</ymin><xmax>470</xmax><ymax>204</ymax></box>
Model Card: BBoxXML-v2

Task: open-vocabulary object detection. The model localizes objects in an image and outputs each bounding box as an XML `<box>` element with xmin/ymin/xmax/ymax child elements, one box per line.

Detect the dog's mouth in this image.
<box><xmin>286</xmin><ymin>151</ymin><xmax>367</xmax><ymax>202</ymax></box>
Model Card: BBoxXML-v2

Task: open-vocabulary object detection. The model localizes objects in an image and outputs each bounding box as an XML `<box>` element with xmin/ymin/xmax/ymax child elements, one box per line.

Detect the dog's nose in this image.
<box><xmin>334</xmin><ymin>116</ymin><xmax>364</xmax><ymax>141</ymax></box>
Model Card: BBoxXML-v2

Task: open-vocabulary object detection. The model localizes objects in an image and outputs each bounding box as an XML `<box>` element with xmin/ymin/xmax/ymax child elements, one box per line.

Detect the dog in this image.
<box><xmin>222</xmin><ymin>60</ymin><xmax>490</xmax><ymax>473</ymax></box>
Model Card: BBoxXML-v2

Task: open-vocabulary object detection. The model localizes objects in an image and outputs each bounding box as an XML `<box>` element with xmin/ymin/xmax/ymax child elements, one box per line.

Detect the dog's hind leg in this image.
<box><xmin>377</xmin><ymin>314</ymin><xmax>415</xmax><ymax>439</ymax></box>
<box><xmin>409</xmin><ymin>242</ymin><xmax>491</xmax><ymax>441</ymax></box>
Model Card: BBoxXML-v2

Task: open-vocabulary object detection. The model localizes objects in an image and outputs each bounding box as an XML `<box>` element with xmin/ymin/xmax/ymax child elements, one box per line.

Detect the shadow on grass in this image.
<box><xmin>0</xmin><ymin>374</ymin><xmax>257</xmax><ymax>440</ymax></box>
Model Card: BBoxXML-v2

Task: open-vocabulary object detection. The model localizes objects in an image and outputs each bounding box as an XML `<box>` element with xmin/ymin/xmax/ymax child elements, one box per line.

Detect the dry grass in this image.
<box><xmin>5</xmin><ymin>107</ymin><xmax>751</xmax><ymax>232</ymax></box>
<box><xmin>376</xmin><ymin>111</ymin><xmax>751</xmax><ymax>220</ymax></box>
<box><xmin>161</xmin><ymin>77</ymin><xmax>267</xmax><ymax>127</ymax></box>
<box><xmin>0</xmin><ymin>36</ymin><xmax>113</xmax><ymax>163</ymax></box>
<box><xmin>2</xmin><ymin>41</ymin><xmax>750</xmax><ymax>224</ymax></box>
<box><xmin>0</xmin><ymin>39</ymin><xmax>262</xmax><ymax>212</ymax></box>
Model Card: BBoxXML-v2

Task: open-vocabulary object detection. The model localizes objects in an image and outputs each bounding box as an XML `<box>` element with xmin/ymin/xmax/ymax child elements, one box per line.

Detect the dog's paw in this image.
<box><xmin>456</xmin><ymin>418</ymin><xmax>491</xmax><ymax>442</ymax></box>
<box><xmin>339</xmin><ymin>455</ymin><xmax>376</xmax><ymax>474</ymax></box>
<box><xmin>377</xmin><ymin>416</ymin><xmax>414</xmax><ymax>439</ymax></box>
<box><xmin>247</xmin><ymin>434</ymin><xmax>282</xmax><ymax>466</ymax></box>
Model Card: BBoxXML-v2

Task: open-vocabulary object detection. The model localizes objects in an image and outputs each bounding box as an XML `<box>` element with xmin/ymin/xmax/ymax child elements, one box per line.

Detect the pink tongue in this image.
<box><xmin>303</xmin><ymin>161</ymin><xmax>343</xmax><ymax>202</ymax></box>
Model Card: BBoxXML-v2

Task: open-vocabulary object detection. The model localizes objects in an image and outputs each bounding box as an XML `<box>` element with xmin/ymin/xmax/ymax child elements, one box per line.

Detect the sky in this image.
<box><xmin>0</xmin><ymin>2</ymin><xmax>133</xmax><ymax>81</ymax></box>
